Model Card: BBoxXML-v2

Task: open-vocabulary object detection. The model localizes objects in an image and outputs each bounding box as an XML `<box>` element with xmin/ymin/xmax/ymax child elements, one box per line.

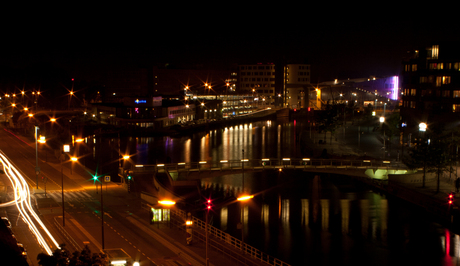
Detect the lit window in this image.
<box><xmin>431</xmin><ymin>45</ymin><xmax>439</xmax><ymax>59</ymax></box>
<box><xmin>454</xmin><ymin>104</ymin><xmax>460</xmax><ymax>112</ymax></box>
<box><xmin>443</xmin><ymin>76</ymin><xmax>451</xmax><ymax>84</ymax></box>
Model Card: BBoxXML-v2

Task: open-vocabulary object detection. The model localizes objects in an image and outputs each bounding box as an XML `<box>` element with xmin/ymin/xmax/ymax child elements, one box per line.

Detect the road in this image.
<box><xmin>0</xmin><ymin>126</ymin><xmax>191</xmax><ymax>266</ymax></box>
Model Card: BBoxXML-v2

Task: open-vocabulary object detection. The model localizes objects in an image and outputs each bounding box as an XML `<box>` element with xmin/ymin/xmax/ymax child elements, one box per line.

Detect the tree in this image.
<box><xmin>37</xmin><ymin>244</ymin><xmax>108</xmax><ymax>266</ymax></box>
<box><xmin>405</xmin><ymin>138</ymin><xmax>451</xmax><ymax>192</ymax></box>
<box><xmin>316</xmin><ymin>104</ymin><xmax>340</xmax><ymax>144</ymax></box>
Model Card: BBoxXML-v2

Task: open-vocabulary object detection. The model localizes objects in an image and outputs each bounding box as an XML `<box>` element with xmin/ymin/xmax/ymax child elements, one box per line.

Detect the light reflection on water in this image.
<box><xmin>200</xmin><ymin>170</ymin><xmax>460</xmax><ymax>266</ymax></box>
<box><xmin>88</xmin><ymin>119</ymin><xmax>460</xmax><ymax>265</ymax></box>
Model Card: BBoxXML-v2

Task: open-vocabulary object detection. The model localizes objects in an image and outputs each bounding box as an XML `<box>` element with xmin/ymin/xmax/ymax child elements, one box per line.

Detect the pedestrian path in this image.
<box><xmin>34</xmin><ymin>190</ymin><xmax>94</xmax><ymax>203</ymax></box>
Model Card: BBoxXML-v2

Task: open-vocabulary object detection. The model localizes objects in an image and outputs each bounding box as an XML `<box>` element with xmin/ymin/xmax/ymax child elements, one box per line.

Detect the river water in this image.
<box><xmin>83</xmin><ymin>119</ymin><xmax>460</xmax><ymax>266</ymax></box>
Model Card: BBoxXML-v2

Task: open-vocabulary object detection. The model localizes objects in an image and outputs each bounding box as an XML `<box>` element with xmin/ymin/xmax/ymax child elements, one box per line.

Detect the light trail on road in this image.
<box><xmin>0</xmin><ymin>150</ymin><xmax>60</xmax><ymax>255</ymax></box>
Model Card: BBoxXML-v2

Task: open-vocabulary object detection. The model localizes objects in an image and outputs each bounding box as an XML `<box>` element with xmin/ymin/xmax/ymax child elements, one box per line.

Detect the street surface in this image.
<box><xmin>0</xmin><ymin>126</ymin><xmax>190</xmax><ymax>266</ymax></box>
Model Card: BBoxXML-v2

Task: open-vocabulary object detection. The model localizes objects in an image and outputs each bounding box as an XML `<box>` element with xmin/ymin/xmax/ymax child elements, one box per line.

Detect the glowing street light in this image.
<box><xmin>237</xmin><ymin>195</ymin><xmax>254</xmax><ymax>201</ymax></box>
<box><xmin>158</xmin><ymin>200</ymin><xmax>176</xmax><ymax>206</ymax></box>
<box><xmin>419</xmin><ymin>122</ymin><xmax>427</xmax><ymax>132</ymax></box>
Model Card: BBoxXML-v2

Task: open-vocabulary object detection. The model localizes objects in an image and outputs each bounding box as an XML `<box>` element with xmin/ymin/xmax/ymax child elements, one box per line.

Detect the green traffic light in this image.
<box><xmin>127</xmin><ymin>175</ymin><xmax>132</xmax><ymax>180</ymax></box>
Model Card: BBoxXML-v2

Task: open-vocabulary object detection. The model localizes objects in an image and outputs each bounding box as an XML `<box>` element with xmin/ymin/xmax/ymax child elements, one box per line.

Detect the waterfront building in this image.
<box><xmin>401</xmin><ymin>43</ymin><xmax>460</xmax><ymax>129</ymax></box>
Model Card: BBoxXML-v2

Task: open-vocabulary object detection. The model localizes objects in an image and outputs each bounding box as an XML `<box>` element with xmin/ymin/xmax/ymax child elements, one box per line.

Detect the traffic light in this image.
<box><xmin>448</xmin><ymin>192</ymin><xmax>455</xmax><ymax>205</ymax></box>
<box><xmin>205</xmin><ymin>198</ymin><xmax>212</xmax><ymax>211</ymax></box>
<box><xmin>92</xmin><ymin>175</ymin><xmax>98</xmax><ymax>181</ymax></box>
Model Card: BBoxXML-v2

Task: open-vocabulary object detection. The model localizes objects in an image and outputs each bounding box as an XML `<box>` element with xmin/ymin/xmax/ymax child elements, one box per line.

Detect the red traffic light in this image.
<box><xmin>448</xmin><ymin>192</ymin><xmax>455</xmax><ymax>204</ymax></box>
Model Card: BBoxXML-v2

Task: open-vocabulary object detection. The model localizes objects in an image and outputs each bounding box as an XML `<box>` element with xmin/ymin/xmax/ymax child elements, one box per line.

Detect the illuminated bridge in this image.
<box><xmin>129</xmin><ymin>158</ymin><xmax>411</xmax><ymax>180</ymax></box>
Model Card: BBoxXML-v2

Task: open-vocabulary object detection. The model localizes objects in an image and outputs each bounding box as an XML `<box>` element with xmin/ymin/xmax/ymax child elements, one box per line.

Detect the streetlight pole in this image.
<box><xmin>101</xmin><ymin>176</ymin><xmax>104</xmax><ymax>250</ymax></box>
<box><xmin>380</xmin><ymin>117</ymin><xmax>385</xmax><ymax>158</ymax></box>
<box><xmin>60</xmin><ymin>152</ymin><xmax>65</xmax><ymax>227</ymax></box>
<box><xmin>35</xmin><ymin>126</ymin><xmax>40</xmax><ymax>189</ymax></box>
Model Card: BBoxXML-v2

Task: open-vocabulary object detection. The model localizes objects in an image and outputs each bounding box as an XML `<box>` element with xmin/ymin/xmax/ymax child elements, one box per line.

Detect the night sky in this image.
<box><xmin>2</xmin><ymin>12</ymin><xmax>460</xmax><ymax>85</ymax></box>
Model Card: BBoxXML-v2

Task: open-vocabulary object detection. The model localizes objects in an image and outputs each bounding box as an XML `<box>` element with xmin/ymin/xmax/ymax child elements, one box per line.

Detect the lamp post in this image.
<box><xmin>35</xmin><ymin>126</ymin><xmax>40</xmax><ymax>189</ymax></box>
<box><xmin>60</xmin><ymin>151</ymin><xmax>66</xmax><ymax>227</ymax></box>
<box><xmin>205</xmin><ymin>199</ymin><xmax>211</xmax><ymax>266</ymax></box>
<box><xmin>380</xmin><ymin>116</ymin><xmax>385</xmax><ymax>158</ymax></box>
<box><xmin>419</xmin><ymin>122</ymin><xmax>428</xmax><ymax>188</ymax></box>
<box><xmin>101</xmin><ymin>176</ymin><xmax>105</xmax><ymax>250</ymax></box>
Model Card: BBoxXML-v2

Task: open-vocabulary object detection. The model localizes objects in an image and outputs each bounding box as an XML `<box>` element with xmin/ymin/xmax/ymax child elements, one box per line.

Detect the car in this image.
<box><xmin>17</xmin><ymin>243</ymin><xmax>27</xmax><ymax>257</ymax></box>
<box><xmin>1</xmin><ymin>216</ymin><xmax>11</xmax><ymax>229</ymax></box>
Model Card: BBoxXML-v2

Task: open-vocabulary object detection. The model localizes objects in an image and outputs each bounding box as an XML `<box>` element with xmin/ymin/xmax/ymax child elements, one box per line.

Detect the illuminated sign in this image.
<box><xmin>135</xmin><ymin>99</ymin><xmax>147</xmax><ymax>104</ymax></box>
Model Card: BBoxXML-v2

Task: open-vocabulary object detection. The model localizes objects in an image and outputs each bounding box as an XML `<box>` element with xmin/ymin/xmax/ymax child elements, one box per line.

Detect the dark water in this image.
<box><xmin>201</xmin><ymin>170</ymin><xmax>460</xmax><ymax>266</ymax></box>
<box><xmin>79</xmin><ymin>120</ymin><xmax>460</xmax><ymax>266</ymax></box>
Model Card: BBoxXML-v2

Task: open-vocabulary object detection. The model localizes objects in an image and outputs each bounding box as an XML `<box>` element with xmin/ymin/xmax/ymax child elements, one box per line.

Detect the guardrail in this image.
<box><xmin>132</xmin><ymin>158</ymin><xmax>407</xmax><ymax>173</ymax></box>
<box><xmin>171</xmin><ymin>209</ymin><xmax>289</xmax><ymax>266</ymax></box>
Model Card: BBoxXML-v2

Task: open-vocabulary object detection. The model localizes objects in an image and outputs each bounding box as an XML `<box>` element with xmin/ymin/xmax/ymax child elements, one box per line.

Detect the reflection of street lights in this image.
<box><xmin>237</xmin><ymin>194</ymin><xmax>253</xmax><ymax>249</ymax></box>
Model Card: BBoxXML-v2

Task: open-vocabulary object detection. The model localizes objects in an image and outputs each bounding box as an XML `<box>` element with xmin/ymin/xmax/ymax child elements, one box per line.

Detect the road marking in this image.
<box><xmin>69</xmin><ymin>218</ymin><xmax>102</xmax><ymax>252</ymax></box>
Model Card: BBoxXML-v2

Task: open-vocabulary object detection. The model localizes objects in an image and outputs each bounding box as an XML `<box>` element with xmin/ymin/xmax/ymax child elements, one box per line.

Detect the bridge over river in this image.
<box><xmin>128</xmin><ymin>157</ymin><xmax>411</xmax><ymax>181</ymax></box>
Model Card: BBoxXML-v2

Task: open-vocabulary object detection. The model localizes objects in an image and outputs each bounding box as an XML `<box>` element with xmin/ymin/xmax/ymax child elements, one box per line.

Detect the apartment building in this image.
<box><xmin>401</xmin><ymin>43</ymin><xmax>460</xmax><ymax>128</ymax></box>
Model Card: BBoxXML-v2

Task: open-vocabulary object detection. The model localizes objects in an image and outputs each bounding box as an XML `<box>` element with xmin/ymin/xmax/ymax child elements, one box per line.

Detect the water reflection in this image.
<box><xmin>201</xmin><ymin>170</ymin><xmax>459</xmax><ymax>265</ymax></box>
<box><xmin>87</xmin><ymin>119</ymin><xmax>460</xmax><ymax>265</ymax></box>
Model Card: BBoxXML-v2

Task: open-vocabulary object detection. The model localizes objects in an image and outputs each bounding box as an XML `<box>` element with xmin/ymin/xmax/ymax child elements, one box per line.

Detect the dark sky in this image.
<box><xmin>2</xmin><ymin>12</ymin><xmax>459</xmax><ymax>84</ymax></box>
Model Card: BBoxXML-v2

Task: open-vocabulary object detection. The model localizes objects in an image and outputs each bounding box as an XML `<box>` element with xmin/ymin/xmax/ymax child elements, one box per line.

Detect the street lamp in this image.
<box><xmin>34</xmin><ymin>126</ymin><xmax>40</xmax><ymax>189</ymax></box>
<box><xmin>380</xmin><ymin>116</ymin><xmax>385</xmax><ymax>158</ymax></box>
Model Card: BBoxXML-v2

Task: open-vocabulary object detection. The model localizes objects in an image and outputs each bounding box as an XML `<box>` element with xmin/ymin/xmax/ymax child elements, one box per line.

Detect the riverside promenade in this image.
<box><xmin>307</xmin><ymin>119</ymin><xmax>460</xmax><ymax>229</ymax></box>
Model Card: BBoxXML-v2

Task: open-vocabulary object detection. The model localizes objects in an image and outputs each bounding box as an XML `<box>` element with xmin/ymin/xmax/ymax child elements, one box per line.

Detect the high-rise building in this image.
<box><xmin>238</xmin><ymin>63</ymin><xmax>277</xmax><ymax>105</ymax></box>
<box><xmin>283</xmin><ymin>64</ymin><xmax>311</xmax><ymax>109</ymax></box>
<box><xmin>238</xmin><ymin>63</ymin><xmax>311</xmax><ymax>108</ymax></box>
<box><xmin>401</xmin><ymin>43</ymin><xmax>460</xmax><ymax>128</ymax></box>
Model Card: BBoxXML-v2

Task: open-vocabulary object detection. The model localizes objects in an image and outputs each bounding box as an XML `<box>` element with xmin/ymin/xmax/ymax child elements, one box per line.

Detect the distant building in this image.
<box><xmin>401</xmin><ymin>43</ymin><xmax>460</xmax><ymax>128</ymax></box>
<box><xmin>283</xmin><ymin>64</ymin><xmax>312</xmax><ymax>109</ymax></box>
<box><xmin>238</xmin><ymin>63</ymin><xmax>311</xmax><ymax>108</ymax></box>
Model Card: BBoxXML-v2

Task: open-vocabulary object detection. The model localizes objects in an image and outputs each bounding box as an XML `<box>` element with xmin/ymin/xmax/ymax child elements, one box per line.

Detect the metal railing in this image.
<box><xmin>171</xmin><ymin>209</ymin><xmax>290</xmax><ymax>266</ymax></box>
<box><xmin>133</xmin><ymin>158</ymin><xmax>407</xmax><ymax>173</ymax></box>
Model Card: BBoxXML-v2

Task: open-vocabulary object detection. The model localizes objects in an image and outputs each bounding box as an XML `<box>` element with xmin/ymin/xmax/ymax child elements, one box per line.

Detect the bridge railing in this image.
<box><xmin>172</xmin><ymin>208</ymin><xmax>290</xmax><ymax>266</ymax></box>
<box><xmin>138</xmin><ymin>158</ymin><xmax>407</xmax><ymax>172</ymax></box>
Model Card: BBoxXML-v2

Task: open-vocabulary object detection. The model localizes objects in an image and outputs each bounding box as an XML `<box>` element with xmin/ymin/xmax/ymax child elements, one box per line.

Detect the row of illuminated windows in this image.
<box><xmin>405</xmin><ymin>62</ymin><xmax>460</xmax><ymax>72</ymax></box>
<box><xmin>419</xmin><ymin>76</ymin><xmax>451</xmax><ymax>86</ymax></box>
<box><xmin>403</xmin><ymin>89</ymin><xmax>460</xmax><ymax>97</ymax></box>
<box><xmin>241</xmin><ymin>77</ymin><xmax>275</xmax><ymax>82</ymax></box>
<box><xmin>242</xmin><ymin>83</ymin><xmax>275</xmax><ymax>88</ymax></box>
<box><xmin>240</xmin><ymin>65</ymin><xmax>275</xmax><ymax>70</ymax></box>
<box><xmin>240</xmin><ymin>72</ymin><xmax>275</xmax><ymax>76</ymax></box>
<box><xmin>406</xmin><ymin>102</ymin><xmax>460</xmax><ymax>112</ymax></box>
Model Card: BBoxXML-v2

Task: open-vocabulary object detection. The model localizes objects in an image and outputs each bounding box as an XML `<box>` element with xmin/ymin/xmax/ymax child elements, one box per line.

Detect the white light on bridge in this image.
<box><xmin>136</xmin><ymin>164</ymin><xmax>145</xmax><ymax>167</ymax></box>
<box><xmin>302</xmin><ymin>158</ymin><xmax>310</xmax><ymax>161</ymax></box>
<box><xmin>282</xmin><ymin>158</ymin><xmax>290</xmax><ymax>161</ymax></box>
<box><xmin>111</xmin><ymin>260</ymin><xmax>127</xmax><ymax>265</ymax></box>
<box><xmin>262</xmin><ymin>158</ymin><xmax>270</xmax><ymax>161</ymax></box>
<box><xmin>199</xmin><ymin>161</ymin><xmax>207</xmax><ymax>164</ymax></box>
<box><xmin>383</xmin><ymin>161</ymin><xmax>391</xmax><ymax>164</ymax></box>
<box><xmin>363</xmin><ymin>160</ymin><xmax>371</xmax><ymax>163</ymax></box>
<box><xmin>220</xmin><ymin>160</ymin><xmax>228</xmax><ymax>163</ymax></box>
<box><xmin>178</xmin><ymin>162</ymin><xmax>186</xmax><ymax>165</ymax></box>
<box><xmin>241</xmin><ymin>159</ymin><xmax>249</xmax><ymax>162</ymax></box>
